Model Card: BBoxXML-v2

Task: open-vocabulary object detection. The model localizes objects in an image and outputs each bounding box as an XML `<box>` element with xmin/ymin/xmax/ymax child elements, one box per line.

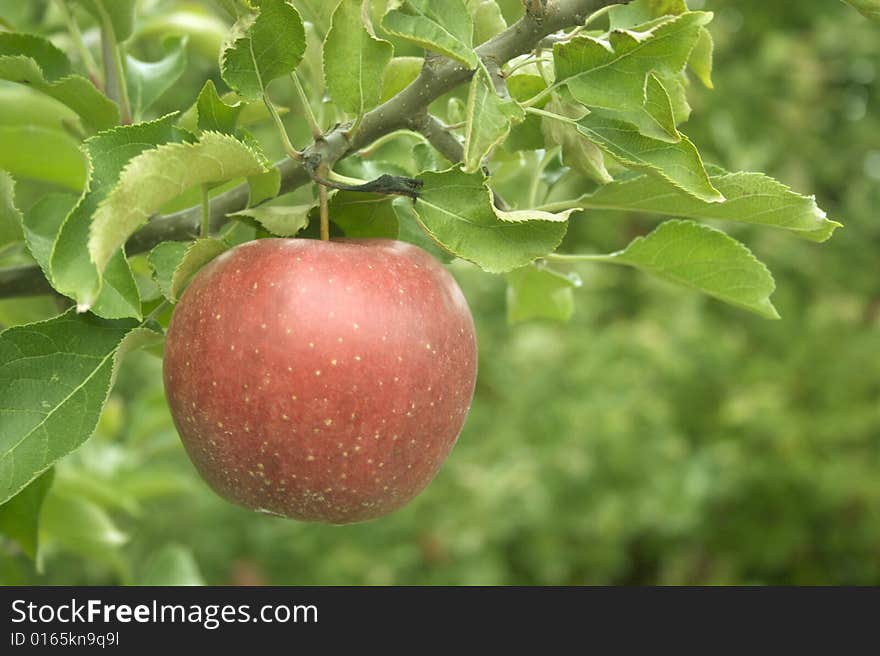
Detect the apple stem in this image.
<box><xmin>318</xmin><ymin>164</ymin><xmax>330</xmax><ymax>241</ymax></box>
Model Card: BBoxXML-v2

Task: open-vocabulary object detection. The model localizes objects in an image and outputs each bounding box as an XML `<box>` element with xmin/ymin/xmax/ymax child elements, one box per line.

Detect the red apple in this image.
<box><xmin>163</xmin><ymin>238</ymin><xmax>477</xmax><ymax>524</ymax></box>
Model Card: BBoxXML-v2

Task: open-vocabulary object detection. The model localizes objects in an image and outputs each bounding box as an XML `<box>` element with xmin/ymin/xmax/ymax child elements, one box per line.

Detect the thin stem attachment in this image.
<box><xmin>505</xmin><ymin>55</ymin><xmax>546</xmax><ymax>75</ymax></box>
<box><xmin>521</xmin><ymin>82</ymin><xmax>564</xmax><ymax>109</ymax></box>
<box><xmin>290</xmin><ymin>72</ymin><xmax>323</xmax><ymax>139</ymax></box>
<box><xmin>356</xmin><ymin>129</ymin><xmax>428</xmax><ymax>158</ymax></box>
<box><xmin>525</xmin><ymin>106</ymin><xmax>581</xmax><ymax>125</ymax></box>
<box><xmin>528</xmin><ymin>146</ymin><xmax>561</xmax><ymax>208</ymax></box>
<box><xmin>56</xmin><ymin>0</ymin><xmax>101</xmax><ymax>84</ymax></box>
<box><xmin>264</xmin><ymin>93</ymin><xmax>302</xmax><ymax>160</ymax></box>
<box><xmin>534</xmin><ymin>197</ymin><xmax>594</xmax><ymax>213</ymax></box>
<box><xmin>97</xmin><ymin>5</ymin><xmax>131</xmax><ymax>124</ymax></box>
<box><xmin>545</xmin><ymin>252</ymin><xmax>610</xmax><ymax>263</ymax></box>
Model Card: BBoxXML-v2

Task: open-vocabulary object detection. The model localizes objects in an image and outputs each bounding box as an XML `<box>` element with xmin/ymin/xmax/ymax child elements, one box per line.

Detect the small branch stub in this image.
<box><xmin>524</xmin><ymin>0</ymin><xmax>548</xmax><ymax>21</ymax></box>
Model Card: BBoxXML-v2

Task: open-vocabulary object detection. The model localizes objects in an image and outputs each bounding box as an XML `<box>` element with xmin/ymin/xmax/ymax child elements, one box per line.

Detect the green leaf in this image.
<box><xmin>608</xmin><ymin>0</ymin><xmax>688</xmax><ymax>29</ymax></box>
<box><xmin>689</xmin><ymin>27</ymin><xmax>714</xmax><ymax>89</ymax></box>
<box><xmin>39</xmin><ymin>491</ymin><xmax>128</xmax><ymax>572</ymax></box>
<box><xmin>392</xmin><ymin>197</ymin><xmax>454</xmax><ymax>262</ymax></box>
<box><xmin>576</xmin><ymin>113</ymin><xmax>724</xmax><ymax>203</ymax></box>
<box><xmin>139</xmin><ymin>544</ymin><xmax>205</xmax><ymax>586</ymax></box>
<box><xmin>22</xmin><ymin>194</ymin><xmax>78</xmax><ymax>278</ymax></box>
<box><xmin>844</xmin><ymin>0</ymin><xmax>880</xmax><ymax>21</ymax></box>
<box><xmin>137</xmin><ymin>8</ymin><xmax>229</xmax><ymax>60</ymax></box>
<box><xmin>53</xmin><ymin>468</ymin><xmax>142</xmax><ymax>517</ymax></box>
<box><xmin>51</xmin><ymin>115</ymin><xmax>181</xmax><ymax>318</ymax></box>
<box><xmin>195</xmin><ymin>79</ymin><xmax>244</xmax><ymax>134</ymax></box>
<box><xmin>170</xmin><ymin>238</ymin><xmax>227</xmax><ymax>300</ymax></box>
<box><xmin>0</xmin><ymin>125</ymin><xmax>87</xmax><ymax>191</ymax></box>
<box><xmin>0</xmin><ymin>85</ymin><xmax>79</xmax><ymax>132</ymax></box>
<box><xmin>0</xmin><ymin>310</ymin><xmax>162</xmax><ymax>505</ymax></box>
<box><xmin>0</xmin><ymin>468</ymin><xmax>53</xmax><ymax>560</ymax></box>
<box><xmin>0</xmin><ymin>33</ymin><xmax>68</xmax><ymax>78</ymax></box>
<box><xmin>553</xmin><ymin>12</ymin><xmax>711</xmax><ymax>140</ymax></box>
<box><xmin>463</xmin><ymin>66</ymin><xmax>524</xmax><ymax>172</ymax></box>
<box><xmin>126</xmin><ymin>37</ymin><xmax>189</xmax><ymax>120</ymax></box>
<box><xmin>413</xmin><ymin>141</ymin><xmax>438</xmax><ymax>171</ymax></box>
<box><xmin>412</xmin><ymin>168</ymin><xmax>574</xmax><ymax>273</ymax></box>
<box><xmin>506</xmin><ymin>265</ymin><xmax>576</xmax><ymax>324</ymax></box>
<box><xmin>247</xmin><ymin>167</ymin><xmax>281</xmax><ymax>207</ymax></box>
<box><xmin>220</xmin><ymin>0</ymin><xmax>306</xmax><ymax>100</ymax></box>
<box><xmin>568</xmin><ymin>169</ymin><xmax>841</xmax><ymax>242</ymax></box>
<box><xmin>0</xmin><ymin>171</ymin><xmax>23</xmax><ymax>251</ymax></box>
<box><xmin>234</xmin><ymin>94</ymin><xmax>290</xmax><ymax>127</ymax></box>
<box><xmin>73</xmin><ymin>0</ymin><xmax>137</xmax><ymax>42</ymax></box>
<box><xmin>591</xmin><ymin>219</ymin><xmax>779</xmax><ymax>319</ymax></box>
<box><xmin>640</xmin><ymin>73</ymin><xmax>680</xmax><ymax>140</ymax></box>
<box><xmin>232</xmin><ymin>205</ymin><xmax>311</xmax><ymax>237</ymax></box>
<box><xmin>541</xmin><ymin>97</ymin><xmax>612</xmax><ymax>184</ymax></box>
<box><xmin>507</xmin><ymin>73</ymin><xmax>549</xmax><ymax>106</ymax></box>
<box><xmin>187</xmin><ymin>81</ymin><xmax>279</xmax><ymax>207</ymax></box>
<box><xmin>382</xmin><ymin>0</ymin><xmax>478</xmax><ymax>68</ymax></box>
<box><xmin>95</xmin><ymin>254</ymin><xmax>143</xmax><ymax>319</ymax></box>
<box><xmin>0</xmin><ymin>299</ymin><xmax>61</xmax><ymax>330</ymax></box>
<box><xmin>148</xmin><ymin>238</ymin><xmax>228</xmax><ymax>302</ymax></box>
<box><xmin>326</xmin><ymin>192</ymin><xmax>398</xmax><ymax>239</ymax></box>
<box><xmin>657</xmin><ymin>71</ymin><xmax>691</xmax><ymax>125</ymax></box>
<box><xmin>468</xmin><ymin>0</ymin><xmax>506</xmax><ymax>45</ymax></box>
<box><xmin>324</xmin><ymin>0</ymin><xmax>394</xmax><ymax>116</ymax></box>
<box><xmin>0</xmin><ymin>33</ymin><xmax>119</xmax><ymax>131</ymax></box>
<box><xmin>504</xmin><ymin>74</ymin><xmax>548</xmax><ymax>152</ymax></box>
<box><xmin>295</xmin><ymin>0</ymin><xmax>337</xmax><ymax>36</ymax></box>
<box><xmin>86</xmin><ymin>131</ymin><xmax>269</xmax><ymax>309</ymax></box>
<box><xmin>381</xmin><ymin>56</ymin><xmax>422</xmax><ymax>103</ymax></box>
<box><xmin>505</xmin><ymin>114</ymin><xmax>544</xmax><ymax>152</ymax></box>
<box><xmin>147</xmin><ymin>241</ymin><xmax>188</xmax><ymax>301</ymax></box>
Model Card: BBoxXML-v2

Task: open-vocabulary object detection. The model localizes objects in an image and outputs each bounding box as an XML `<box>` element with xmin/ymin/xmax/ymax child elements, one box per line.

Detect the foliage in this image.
<box><xmin>0</xmin><ymin>0</ymin><xmax>874</xmax><ymax>584</ymax></box>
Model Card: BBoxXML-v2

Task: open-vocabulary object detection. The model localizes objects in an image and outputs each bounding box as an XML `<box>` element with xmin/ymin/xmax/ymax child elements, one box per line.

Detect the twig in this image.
<box><xmin>410</xmin><ymin>114</ymin><xmax>465</xmax><ymax>164</ymax></box>
<box><xmin>0</xmin><ymin>265</ymin><xmax>55</xmax><ymax>298</ymax></box>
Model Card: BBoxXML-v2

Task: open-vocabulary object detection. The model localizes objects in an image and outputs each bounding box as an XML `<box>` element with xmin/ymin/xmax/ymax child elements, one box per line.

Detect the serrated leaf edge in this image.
<box><xmin>86</xmin><ymin>130</ymin><xmax>269</xmax><ymax>299</ymax></box>
<box><xmin>611</xmin><ymin>218</ymin><xmax>779</xmax><ymax>319</ymax></box>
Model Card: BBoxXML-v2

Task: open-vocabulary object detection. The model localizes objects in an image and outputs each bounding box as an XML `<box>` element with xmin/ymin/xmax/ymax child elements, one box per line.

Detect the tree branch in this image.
<box><xmin>0</xmin><ymin>265</ymin><xmax>55</xmax><ymax>298</ymax></box>
<box><xmin>0</xmin><ymin>0</ymin><xmax>617</xmax><ymax>298</ymax></box>
<box><xmin>410</xmin><ymin>114</ymin><xmax>465</xmax><ymax>164</ymax></box>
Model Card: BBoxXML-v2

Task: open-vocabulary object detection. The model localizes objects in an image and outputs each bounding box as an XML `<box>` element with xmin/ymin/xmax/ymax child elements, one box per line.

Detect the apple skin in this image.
<box><xmin>163</xmin><ymin>238</ymin><xmax>477</xmax><ymax>524</ymax></box>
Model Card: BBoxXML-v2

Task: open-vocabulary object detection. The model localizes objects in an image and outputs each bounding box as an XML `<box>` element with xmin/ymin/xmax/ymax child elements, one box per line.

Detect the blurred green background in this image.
<box><xmin>1</xmin><ymin>0</ymin><xmax>879</xmax><ymax>585</ymax></box>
